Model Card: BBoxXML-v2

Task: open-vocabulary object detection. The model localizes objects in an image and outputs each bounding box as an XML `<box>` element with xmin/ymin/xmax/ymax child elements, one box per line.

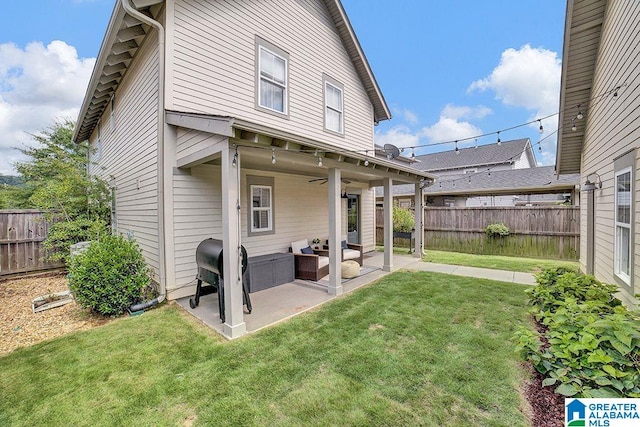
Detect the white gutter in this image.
<box><xmin>121</xmin><ymin>0</ymin><xmax>167</xmax><ymax>304</ymax></box>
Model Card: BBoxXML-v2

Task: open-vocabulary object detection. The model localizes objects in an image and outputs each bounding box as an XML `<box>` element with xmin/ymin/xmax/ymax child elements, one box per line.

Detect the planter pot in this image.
<box><xmin>32</xmin><ymin>290</ymin><xmax>73</xmax><ymax>313</ymax></box>
<box><xmin>393</xmin><ymin>231</ymin><xmax>413</xmax><ymax>239</ymax></box>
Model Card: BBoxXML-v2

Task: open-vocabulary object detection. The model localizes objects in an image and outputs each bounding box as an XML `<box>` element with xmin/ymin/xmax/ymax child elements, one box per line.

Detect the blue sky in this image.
<box><xmin>0</xmin><ymin>0</ymin><xmax>566</xmax><ymax>175</ymax></box>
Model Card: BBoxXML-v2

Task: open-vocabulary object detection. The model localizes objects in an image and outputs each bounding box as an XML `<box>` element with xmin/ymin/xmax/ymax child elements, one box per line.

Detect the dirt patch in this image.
<box><xmin>0</xmin><ymin>272</ymin><xmax>110</xmax><ymax>355</ymax></box>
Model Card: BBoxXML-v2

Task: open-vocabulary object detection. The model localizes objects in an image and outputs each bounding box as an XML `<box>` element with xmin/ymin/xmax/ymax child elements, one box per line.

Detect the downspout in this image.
<box><xmin>121</xmin><ymin>0</ymin><xmax>167</xmax><ymax>305</ymax></box>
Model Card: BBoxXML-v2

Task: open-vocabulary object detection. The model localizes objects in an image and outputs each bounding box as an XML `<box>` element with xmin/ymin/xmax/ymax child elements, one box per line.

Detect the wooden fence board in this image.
<box><xmin>0</xmin><ymin>210</ymin><xmax>63</xmax><ymax>276</ymax></box>
<box><xmin>376</xmin><ymin>206</ymin><xmax>580</xmax><ymax>260</ymax></box>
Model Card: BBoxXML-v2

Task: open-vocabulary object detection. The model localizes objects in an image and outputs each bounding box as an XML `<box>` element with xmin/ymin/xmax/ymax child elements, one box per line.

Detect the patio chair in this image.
<box><xmin>324</xmin><ymin>239</ymin><xmax>364</xmax><ymax>266</ymax></box>
<box><xmin>290</xmin><ymin>239</ymin><xmax>329</xmax><ymax>281</ymax></box>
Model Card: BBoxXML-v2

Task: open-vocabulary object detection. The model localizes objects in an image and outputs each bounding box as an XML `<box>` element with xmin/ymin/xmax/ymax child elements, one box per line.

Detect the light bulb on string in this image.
<box><xmin>364</xmin><ymin>151</ymin><xmax>369</xmax><ymax>167</ymax></box>
<box><xmin>468</xmin><ymin>175</ymin><xmax>471</xmax><ymax>184</ymax></box>
<box><xmin>318</xmin><ymin>156</ymin><xmax>323</xmax><ymax>167</ymax></box>
<box><xmin>455</xmin><ymin>140</ymin><xmax>459</xmax><ymax>154</ymax></box>
<box><xmin>538</xmin><ymin>145</ymin><xmax>542</xmax><ymax>153</ymax></box>
<box><xmin>474</xmin><ymin>139</ymin><xmax>478</xmax><ymax>149</ymax></box>
<box><xmin>538</xmin><ymin>120</ymin><xmax>544</xmax><ymax>134</ymax></box>
<box><xmin>271</xmin><ymin>148</ymin><xmax>276</xmax><ymax>164</ymax></box>
<box><xmin>497</xmin><ymin>131</ymin><xmax>501</xmax><ymax>145</ymax></box>
<box><xmin>576</xmin><ymin>105</ymin><xmax>583</xmax><ymax>120</ymax></box>
<box><xmin>232</xmin><ymin>151</ymin><xmax>238</xmax><ymax>167</ymax></box>
<box><xmin>411</xmin><ymin>148</ymin><xmax>415</xmax><ymax>160</ymax></box>
<box><xmin>571</xmin><ymin>120</ymin><xmax>577</xmax><ymax>131</ymax></box>
<box><xmin>488</xmin><ymin>170</ymin><xmax>491</xmax><ymax>177</ymax></box>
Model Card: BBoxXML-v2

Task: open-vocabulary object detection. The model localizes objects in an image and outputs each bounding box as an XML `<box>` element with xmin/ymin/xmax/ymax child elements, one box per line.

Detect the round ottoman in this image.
<box><xmin>341</xmin><ymin>260</ymin><xmax>360</xmax><ymax>279</ymax></box>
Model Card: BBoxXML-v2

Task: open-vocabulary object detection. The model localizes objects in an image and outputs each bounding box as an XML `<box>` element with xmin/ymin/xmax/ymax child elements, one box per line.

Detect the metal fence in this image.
<box><xmin>376</xmin><ymin>206</ymin><xmax>580</xmax><ymax>260</ymax></box>
<box><xmin>0</xmin><ymin>210</ymin><xmax>63</xmax><ymax>276</ymax></box>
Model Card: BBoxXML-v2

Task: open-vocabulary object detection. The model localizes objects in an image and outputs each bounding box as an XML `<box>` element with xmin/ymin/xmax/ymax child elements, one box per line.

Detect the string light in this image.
<box><xmin>497</xmin><ymin>131</ymin><xmax>501</xmax><ymax>145</ymax></box>
<box><xmin>468</xmin><ymin>175</ymin><xmax>471</xmax><ymax>184</ymax></box>
<box><xmin>271</xmin><ymin>148</ymin><xmax>276</xmax><ymax>164</ymax></box>
<box><xmin>538</xmin><ymin>119</ymin><xmax>544</xmax><ymax>134</ymax></box>
<box><xmin>571</xmin><ymin>119</ymin><xmax>577</xmax><ymax>131</ymax></box>
<box><xmin>318</xmin><ymin>156</ymin><xmax>323</xmax><ymax>167</ymax></box>
<box><xmin>411</xmin><ymin>148</ymin><xmax>415</xmax><ymax>160</ymax></box>
<box><xmin>538</xmin><ymin>145</ymin><xmax>542</xmax><ymax>153</ymax></box>
<box><xmin>232</xmin><ymin>150</ymin><xmax>238</xmax><ymax>167</ymax></box>
<box><xmin>455</xmin><ymin>140</ymin><xmax>459</xmax><ymax>154</ymax></box>
<box><xmin>474</xmin><ymin>139</ymin><xmax>478</xmax><ymax>149</ymax></box>
<box><xmin>364</xmin><ymin>150</ymin><xmax>369</xmax><ymax>166</ymax></box>
<box><xmin>576</xmin><ymin>105</ymin><xmax>583</xmax><ymax>120</ymax></box>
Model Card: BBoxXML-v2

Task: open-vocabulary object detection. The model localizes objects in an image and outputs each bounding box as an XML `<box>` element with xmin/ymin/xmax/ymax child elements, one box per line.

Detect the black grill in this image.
<box><xmin>189</xmin><ymin>238</ymin><xmax>252</xmax><ymax>322</ymax></box>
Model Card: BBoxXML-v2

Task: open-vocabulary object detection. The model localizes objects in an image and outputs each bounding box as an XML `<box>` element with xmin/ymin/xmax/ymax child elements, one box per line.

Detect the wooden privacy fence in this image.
<box><xmin>0</xmin><ymin>210</ymin><xmax>63</xmax><ymax>276</ymax></box>
<box><xmin>376</xmin><ymin>206</ymin><xmax>580</xmax><ymax>260</ymax></box>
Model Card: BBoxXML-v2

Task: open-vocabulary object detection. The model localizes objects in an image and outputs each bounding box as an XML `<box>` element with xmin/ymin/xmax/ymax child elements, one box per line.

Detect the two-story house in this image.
<box><xmin>556</xmin><ymin>0</ymin><xmax>639</xmax><ymax>308</ymax></box>
<box><xmin>73</xmin><ymin>0</ymin><xmax>433</xmax><ymax>338</ymax></box>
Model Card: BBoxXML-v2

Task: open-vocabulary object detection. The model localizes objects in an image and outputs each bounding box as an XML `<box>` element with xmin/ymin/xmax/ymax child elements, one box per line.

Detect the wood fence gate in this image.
<box><xmin>0</xmin><ymin>210</ymin><xmax>63</xmax><ymax>276</ymax></box>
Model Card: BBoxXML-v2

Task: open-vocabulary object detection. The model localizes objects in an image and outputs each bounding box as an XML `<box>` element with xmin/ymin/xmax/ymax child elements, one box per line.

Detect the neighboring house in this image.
<box><xmin>376</xmin><ymin>166</ymin><xmax>579</xmax><ymax>208</ymax></box>
<box><xmin>413</xmin><ymin>138</ymin><xmax>537</xmax><ymax>177</ymax></box>
<box><xmin>73</xmin><ymin>0</ymin><xmax>433</xmax><ymax>338</ymax></box>
<box><xmin>555</xmin><ymin>0</ymin><xmax>638</xmax><ymax>307</ymax></box>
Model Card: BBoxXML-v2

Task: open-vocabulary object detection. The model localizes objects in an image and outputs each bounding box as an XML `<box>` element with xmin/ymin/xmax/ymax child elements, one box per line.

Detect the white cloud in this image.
<box><xmin>374</xmin><ymin>125</ymin><xmax>420</xmax><ymax>149</ymax></box>
<box><xmin>0</xmin><ymin>41</ymin><xmax>94</xmax><ymax>175</ymax></box>
<box><xmin>469</xmin><ymin>44</ymin><xmax>561</xmax><ymax>162</ymax></box>
<box><xmin>391</xmin><ymin>107</ymin><xmax>419</xmax><ymax>125</ymax></box>
<box><xmin>420</xmin><ymin>104</ymin><xmax>485</xmax><ymax>147</ymax></box>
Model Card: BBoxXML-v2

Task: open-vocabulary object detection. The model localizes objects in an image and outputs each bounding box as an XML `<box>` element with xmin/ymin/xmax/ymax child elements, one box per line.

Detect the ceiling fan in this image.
<box><xmin>308</xmin><ymin>177</ymin><xmax>352</xmax><ymax>185</ymax></box>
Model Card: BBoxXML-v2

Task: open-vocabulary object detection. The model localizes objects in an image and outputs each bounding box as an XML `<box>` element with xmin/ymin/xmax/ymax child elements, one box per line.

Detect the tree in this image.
<box><xmin>13</xmin><ymin>119</ymin><xmax>111</xmax><ymax>222</ymax></box>
<box><xmin>10</xmin><ymin>119</ymin><xmax>111</xmax><ymax>263</ymax></box>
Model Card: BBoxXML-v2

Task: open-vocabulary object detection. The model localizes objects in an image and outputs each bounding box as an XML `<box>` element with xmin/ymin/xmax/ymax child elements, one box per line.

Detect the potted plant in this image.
<box><xmin>392</xmin><ymin>205</ymin><xmax>415</xmax><ymax>239</ymax></box>
<box><xmin>312</xmin><ymin>238</ymin><xmax>322</xmax><ymax>250</ymax></box>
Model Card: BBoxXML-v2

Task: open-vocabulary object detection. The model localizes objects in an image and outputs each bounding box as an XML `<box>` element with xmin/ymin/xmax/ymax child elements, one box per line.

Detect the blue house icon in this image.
<box><xmin>567</xmin><ymin>399</ymin><xmax>586</xmax><ymax>422</ymax></box>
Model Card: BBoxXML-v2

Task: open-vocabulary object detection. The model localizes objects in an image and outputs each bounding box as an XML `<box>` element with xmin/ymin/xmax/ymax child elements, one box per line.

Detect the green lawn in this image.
<box><xmin>423</xmin><ymin>249</ymin><xmax>579</xmax><ymax>273</ymax></box>
<box><xmin>0</xmin><ymin>271</ymin><xmax>531</xmax><ymax>426</ymax></box>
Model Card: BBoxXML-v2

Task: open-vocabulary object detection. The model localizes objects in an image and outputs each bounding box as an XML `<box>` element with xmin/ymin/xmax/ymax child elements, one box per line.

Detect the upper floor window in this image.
<box><xmin>110</xmin><ymin>97</ymin><xmax>116</xmax><ymax>132</ymax></box>
<box><xmin>256</xmin><ymin>37</ymin><xmax>288</xmax><ymax>116</ymax></box>
<box><xmin>323</xmin><ymin>74</ymin><xmax>344</xmax><ymax>135</ymax></box>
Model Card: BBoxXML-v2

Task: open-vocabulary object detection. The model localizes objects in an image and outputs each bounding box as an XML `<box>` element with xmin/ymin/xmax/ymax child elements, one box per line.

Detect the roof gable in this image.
<box><xmin>73</xmin><ymin>0</ymin><xmax>390</xmax><ymax>142</ymax></box>
<box><xmin>413</xmin><ymin>138</ymin><xmax>533</xmax><ymax>172</ymax></box>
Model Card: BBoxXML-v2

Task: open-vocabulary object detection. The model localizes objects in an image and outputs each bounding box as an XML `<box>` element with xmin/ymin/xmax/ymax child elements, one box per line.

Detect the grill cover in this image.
<box><xmin>195</xmin><ymin>238</ymin><xmax>248</xmax><ymax>280</ymax></box>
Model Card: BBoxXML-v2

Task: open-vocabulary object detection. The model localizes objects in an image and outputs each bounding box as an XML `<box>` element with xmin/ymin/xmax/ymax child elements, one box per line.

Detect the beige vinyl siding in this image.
<box><xmin>88</xmin><ymin>31</ymin><xmax>161</xmax><ymax>282</ymax></box>
<box><xmin>580</xmin><ymin>0</ymin><xmax>640</xmax><ymax>306</ymax></box>
<box><xmin>169</xmin><ymin>0</ymin><xmax>374</xmax><ymax>153</ymax></box>
<box><xmin>176</xmin><ymin>127</ymin><xmax>227</xmax><ymax>161</ymax></box>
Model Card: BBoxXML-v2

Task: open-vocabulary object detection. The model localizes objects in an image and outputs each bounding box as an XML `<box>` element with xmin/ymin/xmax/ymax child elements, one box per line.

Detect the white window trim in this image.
<box><xmin>250</xmin><ymin>184</ymin><xmax>273</xmax><ymax>233</ymax></box>
<box><xmin>614</xmin><ymin>166</ymin><xmax>632</xmax><ymax>285</ymax></box>
<box><xmin>255</xmin><ymin>37</ymin><xmax>289</xmax><ymax>117</ymax></box>
<box><xmin>323</xmin><ymin>74</ymin><xmax>344</xmax><ymax>136</ymax></box>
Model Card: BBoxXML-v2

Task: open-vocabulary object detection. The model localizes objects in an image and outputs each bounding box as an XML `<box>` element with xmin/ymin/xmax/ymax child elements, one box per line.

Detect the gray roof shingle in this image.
<box><xmin>375</xmin><ymin>166</ymin><xmax>579</xmax><ymax>198</ymax></box>
<box><xmin>413</xmin><ymin>138</ymin><xmax>533</xmax><ymax>172</ymax></box>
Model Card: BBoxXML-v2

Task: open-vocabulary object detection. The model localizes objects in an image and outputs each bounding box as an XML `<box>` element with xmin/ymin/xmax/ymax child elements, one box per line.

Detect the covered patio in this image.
<box><xmin>176</xmin><ymin>251</ymin><xmax>421</xmax><ymax>336</ymax></box>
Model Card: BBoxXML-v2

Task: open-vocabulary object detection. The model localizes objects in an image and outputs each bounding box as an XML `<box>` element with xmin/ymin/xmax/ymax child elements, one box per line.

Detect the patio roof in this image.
<box><xmin>167</xmin><ymin>111</ymin><xmax>436</xmax><ymax>186</ymax></box>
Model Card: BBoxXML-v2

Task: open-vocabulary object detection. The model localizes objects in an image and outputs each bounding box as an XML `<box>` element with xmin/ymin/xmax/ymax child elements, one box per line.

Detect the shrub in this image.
<box><xmin>68</xmin><ymin>234</ymin><xmax>150</xmax><ymax>316</ymax></box>
<box><xmin>393</xmin><ymin>205</ymin><xmax>415</xmax><ymax>233</ymax></box>
<box><xmin>43</xmin><ymin>218</ymin><xmax>109</xmax><ymax>264</ymax></box>
<box><xmin>513</xmin><ymin>268</ymin><xmax>640</xmax><ymax>398</ymax></box>
<box><xmin>484</xmin><ymin>222</ymin><xmax>510</xmax><ymax>237</ymax></box>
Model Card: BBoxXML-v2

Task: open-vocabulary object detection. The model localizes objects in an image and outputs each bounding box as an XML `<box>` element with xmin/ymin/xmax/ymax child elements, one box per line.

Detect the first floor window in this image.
<box><xmin>251</xmin><ymin>185</ymin><xmax>272</xmax><ymax>232</ymax></box>
<box><xmin>615</xmin><ymin>167</ymin><xmax>632</xmax><ymax>284</ymax></box>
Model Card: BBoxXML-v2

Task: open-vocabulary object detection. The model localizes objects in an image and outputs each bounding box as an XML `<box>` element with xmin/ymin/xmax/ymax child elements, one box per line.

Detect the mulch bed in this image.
<box><xmin>525</xmin><ymin>368</ymin><xmax>565</xmax><ymax>427</ymax></box>
<box><xmin>0</xmin><ymin>271</ymin><xmax>110</xmax><ymax>355</ymax></box>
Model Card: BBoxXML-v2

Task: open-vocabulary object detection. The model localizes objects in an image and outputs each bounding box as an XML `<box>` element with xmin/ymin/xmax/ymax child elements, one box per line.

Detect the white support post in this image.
<box><xmin>221</xmin><ymin>142</ymin><xmax>246</xmax><ymax>338</ymax></box>
<box><xmin>383</xmin><ymin>177</ymin><xmax>393</xmax><ymax>272</ymax></box>
<box><xmin>328</xmin><ymin>167</ymin><xmax>343</xmax><ymax>295</ymax></box>
<box><xmin>414</xmin><ymin>183</ymin><xmax>424</xmax><ymax>258</ymax></box>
